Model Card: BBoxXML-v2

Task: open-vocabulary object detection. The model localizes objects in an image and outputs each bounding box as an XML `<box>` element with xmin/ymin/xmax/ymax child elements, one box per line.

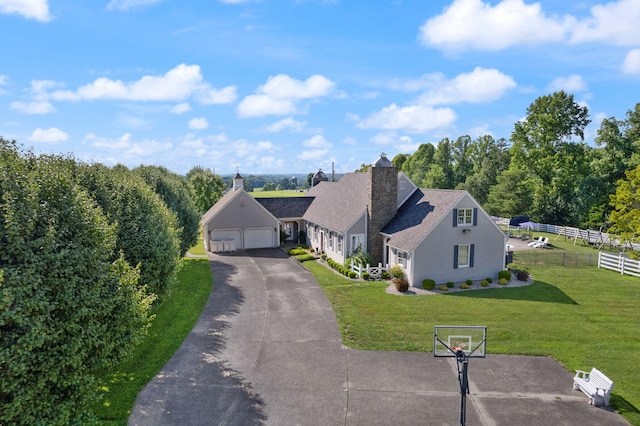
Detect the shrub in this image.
<box><xmin>446</xmin><ymin>281</ymin><xmax>455</xmax><ymax>288</ymax></box>
<box><xmin>498</xmin><ymin>270</ymin><xmax>512</xmax><ymax>281</ymax></box>
<box><xmin>422</xmin><ymin>279</ymin><xmax>436</xmax><ymax>290</ymax></box>
<box><xmin>394</xmin><ymin>278</ymin><xmax>410</xmax><ymax>292</ymax></box>
<box><xmin>480</xmin><ymin>280</ymin><xmax>489</xmax><ymax>287</ymax></box>
<box><xmin>321</xmin><ymin>253</ymin><xmax>328</xmax><ymax>261</ymax></box>
<box><xmin>466</xmin><ymin>279</ymin><xmax>473</xmax><ymax>285</ymax></box>
<box><xmin>516</xmin><ymin>268</ymin><xmax>530</xmax><ymax>281</ymax></box>
<box><xmin>362</xmin><ymin>272</ymin><xmax>370</xmax><ymax>281</ymax></box>
<box><xmin>348</xmin><ymin>271</ymin><xmax>357</xmax><ymax>279</ymax></box>
<box><xmin>389</xmin><ymin>265</ymin><xmax>405</xmax><ymax>280</ymax></box>
<box><xmin>288</xmin><ymin>247</ymin><xmax>308</xmax><ymax>256</ymax></box>
<box><xmin>381</xmin><ymin>271</ymin><xmax>390</xmax><ymax>280</ymax></box>
<box><xmin>460</xmin><ymin>283</ymin><xmax>470</xmax><ymax>289</ymax></box>
<box><xmin>438</xmin><ymin>285</ymin><xmax>449</xmax><ymax>291</ymax></box>
<box><xmin>485</xmin><ymin>277</ymin><xmax>493</xmax><ymax>283</ymax></box>
<box><xmin>295</xmin><ymin>254</ymin><xmax>315</xmax><ymax>262</ymax></box>
<box><xmin>346</xmin><ymin>251</ymin><xmax>375</xmax><ymax>268</ymax></box>
<box><xmin>498</xmin><ymin>278</ymin><xmax>509</xmax><ymax>285</ymax></box>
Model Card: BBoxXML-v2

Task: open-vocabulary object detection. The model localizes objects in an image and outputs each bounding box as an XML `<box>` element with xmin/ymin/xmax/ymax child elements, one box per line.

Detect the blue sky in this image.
<box><xmin>2</xmin><ymin>0</ymin><xmax>640</xmax><ymax>175</ymax></box>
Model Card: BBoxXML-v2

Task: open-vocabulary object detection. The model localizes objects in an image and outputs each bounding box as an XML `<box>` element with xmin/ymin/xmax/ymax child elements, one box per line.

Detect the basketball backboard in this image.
<box><xmin>433</xmin><ymin>325</ymin><xmax>487</xmax><ymax>358</ymax></box>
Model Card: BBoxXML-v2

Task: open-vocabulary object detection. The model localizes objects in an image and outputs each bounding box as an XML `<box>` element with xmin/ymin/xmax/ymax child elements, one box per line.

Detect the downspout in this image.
<box><xmin>364</xmin><ymin>204</ymin><xmax>368</xmax><ymax>253</ymax></box>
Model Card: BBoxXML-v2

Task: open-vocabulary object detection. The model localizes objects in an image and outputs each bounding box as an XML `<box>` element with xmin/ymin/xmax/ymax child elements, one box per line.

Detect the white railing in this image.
<box><xmin>351</xmin><ymin>262</ymin><xmax>388</xmax><ymax>279</ymax></box>
<box><xmin>498</xmin><ymin>218</ymin><xmax>639</xmax><ymax>251</ymax></box>
<box><xmin>598</xmin><ymin>252</ymin><xmax>640</xmax><ymax>278</ymax></box>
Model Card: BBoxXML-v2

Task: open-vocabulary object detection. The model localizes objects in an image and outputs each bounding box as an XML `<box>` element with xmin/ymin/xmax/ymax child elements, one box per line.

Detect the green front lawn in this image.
<box><xmin>251</xmin><ymin>189</ymin><xmax>308</xmax><ymax>198</ymax></box>
<box><xmin>303</xmin><ymin>260</ymin><xmax>640</xmax><ymax>425</ymax></box>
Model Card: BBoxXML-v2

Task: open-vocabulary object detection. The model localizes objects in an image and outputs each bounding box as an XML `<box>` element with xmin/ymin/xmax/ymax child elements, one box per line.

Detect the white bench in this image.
<box><xmin>573</xmin><ymin>367</ymin><xmax>613</xmax><ymax>406</ymax></box>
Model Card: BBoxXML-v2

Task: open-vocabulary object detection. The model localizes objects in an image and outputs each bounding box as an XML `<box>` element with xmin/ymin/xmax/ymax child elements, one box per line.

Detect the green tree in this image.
<box><xmin>279</xmin><ymin>177</ymin><xmax>291</xmax><ymax>190</ymax></box>
<box><xmin>452</xmin><ymin>135</ymin><xmax>473</xmax><ymax>188</ymax></box>
<box><xmin>401</xmin><ymin>143</ymin><xmax>435</xmax><ymax>186</ymax></box>
<box><xmin>392</xmin><ymin>153</ymin><xmax>408</xmax><ymax>170</ymax></box>
<box><xmin>76</xmin><ymin>164</ymin><xmax>181</xmax><ymax>298</ymax></box>
<box><xmin>186</xmin><ymin>166</ymin><xmax>226</xmax><ymax>214</ymax></box>
<box><xmin>483</xmin><ymin>168</ymin><xmax>535</xmax><ymax>218</ymax></box>
<box><xmin>609</xmin><ymin>165</ymin><xmax>640</xmax><ymax>256</ymax></box>
<box><xmin>135</xmin><ymin>165</ymin><xmax>200</xmax><ymax>255</ymax></box>
<box><xmin>433</xmin><ymin>138</ymin><xmax>454</xmax><ymax>188</ymax></box>
<box><xmin>0</xmin><ymin>141</ymin><xmax>152</xmax><ymax>424</ymax></box>
<box><xmin>262</xmin><ymin>182</ymin><xmax>277</xmax><ymax>191</ymax></box>
<box><xmin>510</xmin><ymin>91</ymin><xmax>591</xmax><ymax>225</ymax></box>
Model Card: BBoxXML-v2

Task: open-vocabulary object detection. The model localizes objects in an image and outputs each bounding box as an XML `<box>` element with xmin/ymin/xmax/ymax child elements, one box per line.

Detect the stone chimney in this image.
<box><xmin>367</xmin><ymin>153</ymin><xmax>397</xmax><ymax>264</ymax></box>
<box><xmin>233</xmin><ymin>171</ymin><xmax>244</xmax><ymax>191</ymax></box>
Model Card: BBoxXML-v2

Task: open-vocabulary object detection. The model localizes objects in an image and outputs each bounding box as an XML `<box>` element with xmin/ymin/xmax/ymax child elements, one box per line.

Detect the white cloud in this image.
<box><xmin>10</xmin><ymin>79</ymin><xmax>59</xmax><ymax>114</ymax></box>
<box><xmin>237</xmin><ymin>74</ymin><xmax>335</xmax><ymax>118</ymax></box>
<box><xmin>419</xmin><ymin>0</ymin><xmax>640</xmax><ymax>53</ymax></box>
<box><xmin>84</xmin><ymin>132</ymin><xmax>172</xmax><ymax>158</ymax></box>
<box><xmin>622</xmin><ymin>49</ymin><xmax>640</xmax><ymax>75</ymax></box>
<box><xmin>106</xmin><ymin>0</ymin><xmax>162</xmax><ymax>11</ymax></box>
<box><xmin>546</xmin><ymin>74</ymin><xmax>588</xmax><ymax>93</ymax></box>
<box><xmin>171</xmin><ymin>102</ymin><xmax>191</xmax><ymax>114</ymax></box>
<box><xmin>0</xmin><ymin>75</ymin><xmax>7</xmax><ymax>85</ymax></box>
<box><xmin>356</xmin><ymin>103</ymin><xmax>457</xmax><ymax>133</ymax></box>
<box><xmin>195</xmin><ymin>85</ymin><xmax>237</xmax><ymax>104</ymax></box>
<box><xmin>419</xmin><ymin>0</ymin><xmax>570</xmax><ymax>52</ymax></box>
<box><xmin>188</xmin><ymin>117</ymin><xmax>209</xmax><ymax>130</ymax></box>
<box><xmin>302</xmin><ymin>134</ymin><xmax>331</xmax><ymax>149</ymax></box>
<box><xmin>570</xmin><ymin>0</ymin><xmax>640</xmax><ymax>45</ymax></box>
<box><xmin>29</xmin><ymin>127</ymin><xmax>68</xmax><ymax>143</ymax></box>
<box><xmin>416</xmin><ymin>67</ymin><xmax>516</xmax><ymax>105</ymax></box>
<box><xmin>49</xmin><ymin>64</ymin><xmax>235</xmax><ymax>105</ymax></box>
<box><xmin>342</xmin><ymin>136</ymin><xmax>357</xmax><ymax>145</ymax></box>
<box><xmin>265</xmin><ymin>117</ymin><xmax>308</xmax><ymax>133</ymax></box>
<box><xmin>0</xmin><ymin>0</ymin><xmax>52</xmax><ymax>22</ymax></box>
<box><xmin>297</xmin><ymin>135</ymin><xmax>332</xmax><ymax>161</ymax></box>
<box><xmin>10</xmin><ymin>101</ymin><xmax>56</xmax><ymax>114</ymax></box>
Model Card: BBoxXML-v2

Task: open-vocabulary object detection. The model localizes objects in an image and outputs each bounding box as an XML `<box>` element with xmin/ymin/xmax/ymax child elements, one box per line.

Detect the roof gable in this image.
<box><xmin>382</xmin><ymin>189</ymin><xmax>465</xmax><ymax>251</ymax></box>
<box><xmin>303</xmin><ymin>173</ymin><xmax>370</xmax><ymax>232</ymax></box>
<box><xmin>201</xmin><ymin>188</ymin><xmax>278</xmax><ymax>226</ymax></box>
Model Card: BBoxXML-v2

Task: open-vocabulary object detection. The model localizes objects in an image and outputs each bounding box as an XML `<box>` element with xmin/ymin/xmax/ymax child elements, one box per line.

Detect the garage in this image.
<box><xmin>244</xmin><ymin>227</ymin><xmax>275</xmax><ymax>249</ymax></box>
<box><xmin>211</xmin><ymin>229</ymin><xmax>242</xmax><ymax>251</ymax></box>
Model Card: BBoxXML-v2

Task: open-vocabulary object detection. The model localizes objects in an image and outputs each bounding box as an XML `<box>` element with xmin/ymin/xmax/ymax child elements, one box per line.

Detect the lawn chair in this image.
<box><xmin>527</xmin><ymin>236</ymin><xmax>543</xmax><ymax>247</ymax></box>
<box><xmin>533</xmin><ymin>237</ymin><xmax>548</xmax><ymax>248</ymax></box>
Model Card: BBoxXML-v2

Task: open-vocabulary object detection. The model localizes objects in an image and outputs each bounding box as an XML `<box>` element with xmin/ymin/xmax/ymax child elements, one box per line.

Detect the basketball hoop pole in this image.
<box><xmin>456</xmin><ymin>349</ymin><xmax>470</xmax><ymax>426</ymax></box>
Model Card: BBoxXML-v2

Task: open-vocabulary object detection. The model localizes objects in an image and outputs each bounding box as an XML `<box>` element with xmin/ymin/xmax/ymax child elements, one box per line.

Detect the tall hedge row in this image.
<box><xmin>0</xmin><ymin>139</ymin><xmax>187</xmax><ymax>423</ymax></box>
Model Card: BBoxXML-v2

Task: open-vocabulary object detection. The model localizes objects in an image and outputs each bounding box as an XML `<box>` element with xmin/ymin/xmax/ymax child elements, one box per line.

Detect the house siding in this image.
<box><xmin>410</xmin><ymin>195</ymin><xmax>504</xmax><ymax>286</ymax></box>
<box><xmin>204</xmin><ymin>193</ymin><xmax>279</xmax><ymax>250</ymax></box>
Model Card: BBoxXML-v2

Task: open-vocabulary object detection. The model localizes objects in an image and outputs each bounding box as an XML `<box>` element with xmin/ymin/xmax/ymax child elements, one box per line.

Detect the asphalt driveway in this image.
<box><xmin>129</xmin><ymin>248</ymin><xmax>628</xmax><ymax>426</ymax></box>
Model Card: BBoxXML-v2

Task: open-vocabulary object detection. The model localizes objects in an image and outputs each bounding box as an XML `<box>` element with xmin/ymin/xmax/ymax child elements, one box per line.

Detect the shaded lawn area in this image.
<box><xmin>94</xmin><ymin>258</ymin><xmax>213</xmax><ymax>425</ymax></box>
<box><xmin>303</xmin><ymin>260</ymin><xmax>640</xmax><ymax>425</ymax></box>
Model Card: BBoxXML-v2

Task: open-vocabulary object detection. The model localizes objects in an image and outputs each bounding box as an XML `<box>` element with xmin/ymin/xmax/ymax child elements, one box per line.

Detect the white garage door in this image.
<box><xmin>244</xmin><ymin>228</ymin><xmax>274</xmax><ymax>249</ymax></box>
<box><xmin>211</xmin><ymin>229</ymin><xmax>242</xmax><ymax>251</ymax></box>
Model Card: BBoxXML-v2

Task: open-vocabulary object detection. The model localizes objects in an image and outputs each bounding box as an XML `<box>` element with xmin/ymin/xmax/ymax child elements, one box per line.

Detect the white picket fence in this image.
<box><xmin>598</xmin><ymin>252</ymin><xmax>640</xmax><ymax>278</ymax></box>
<box><xmin>351</xmin><ymin>262</ymin><xmax>388</xmax><ymax>279</ymax></box>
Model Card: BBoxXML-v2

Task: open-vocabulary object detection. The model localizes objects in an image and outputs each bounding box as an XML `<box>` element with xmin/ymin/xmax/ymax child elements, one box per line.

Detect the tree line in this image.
<box><xmin>390</xmin><ymin>91</ymin><xmax>640</xmax><ymax>233</ymax></box>
<box><xmin>0</xmin><ymin>140</ymin><xmax>226</xmax><ymax>424</ymax></box>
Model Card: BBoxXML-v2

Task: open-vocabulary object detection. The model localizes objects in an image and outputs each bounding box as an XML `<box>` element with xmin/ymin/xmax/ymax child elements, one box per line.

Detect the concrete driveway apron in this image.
<box><xmin>129</xmin><ymin>249</ymin><xmax>629</xmax><ymax>426</ymax></box>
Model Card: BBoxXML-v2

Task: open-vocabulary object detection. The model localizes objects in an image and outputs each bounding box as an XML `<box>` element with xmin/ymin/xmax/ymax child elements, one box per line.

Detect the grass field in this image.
<box><xmin>302</xmin><ymin>243</ymin><xmax>640</xmax><ymax>425</ymax></box>
<box><xmin>250</xmin><ymin>189</ymin><xmax>309</xmax><ymax>198</ymax></box>
<box><xmin>94</xmin><ymin>258</ymin><xmax>213</xmax><ymax>425</ymax></box>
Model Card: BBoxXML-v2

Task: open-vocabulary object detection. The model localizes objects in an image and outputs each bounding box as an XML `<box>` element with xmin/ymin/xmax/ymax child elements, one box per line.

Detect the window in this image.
<box><xmin>398</xmin><ymin>250</ymin><xmax>408</xmax><ymax>267</ymax></box>
<box><xmin>351</xmin><ymin>234</ymin><xmax>364</xmax><ymax>253</ymax></box>
<box><xmin>337</xmin><ymin>236</ymin><xmax>343</xmax><ymax>254</ymax></box>
<box><xmin>454</xmin><ymin>244</ymin><xmax>474</xmax><ymax>269</ymax></box>
<box><xmin>314</xmin><ymin>225</ymin><xmax>319</xmax><ymax>242</ymax></box>
<box><xmin>328</xmin><ymin>232</ymin><xmax>334</xmax><ymax>250</ymax></box>
<box><xmin>457</xmin><ymin>208</ymin><xmax>473</xmax><ymax>226</ymax></box>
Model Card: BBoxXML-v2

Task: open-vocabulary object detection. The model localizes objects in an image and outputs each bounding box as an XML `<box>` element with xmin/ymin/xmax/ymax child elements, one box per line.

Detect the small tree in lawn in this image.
<box><xmin>609</xmin><ymin>165</ymin><xmax>640</xmax><ymax>258</ymax></box>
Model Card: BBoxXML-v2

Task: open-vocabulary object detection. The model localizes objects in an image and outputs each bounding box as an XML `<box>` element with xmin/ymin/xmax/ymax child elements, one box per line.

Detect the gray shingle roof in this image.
<box><xmin>381</xmin><ymin>188</ymin><xmax>466</xmax><ymax>252</ymax></box>
<box><xmin>303</xmin><ymin>172</ymin><xmax>370</xmax><ymax>233</ymax></box>
<box><xmin>255</xmin><ymin>197</ymin><xmax>315</xmax><ymax>219</ymax></box>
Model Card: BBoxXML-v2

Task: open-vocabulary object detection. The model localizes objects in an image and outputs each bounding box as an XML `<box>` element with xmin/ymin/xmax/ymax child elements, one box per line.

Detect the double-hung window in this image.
<box><xmin>454</xmin><ymin>244</ymin><xmax>474</xmax><ymax>269</ymax></box>
<box><xmin>457</xmin><ymin>208</ymin><xmax>473</xmax><ymax>226</ymax></box>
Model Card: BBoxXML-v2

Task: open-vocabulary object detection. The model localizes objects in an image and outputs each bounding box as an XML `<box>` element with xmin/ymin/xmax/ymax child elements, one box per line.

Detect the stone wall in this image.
<box><xmin>367</xmin><ymin>166</ymin><xmax>397</xmax><ymax>263</ymax></box>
